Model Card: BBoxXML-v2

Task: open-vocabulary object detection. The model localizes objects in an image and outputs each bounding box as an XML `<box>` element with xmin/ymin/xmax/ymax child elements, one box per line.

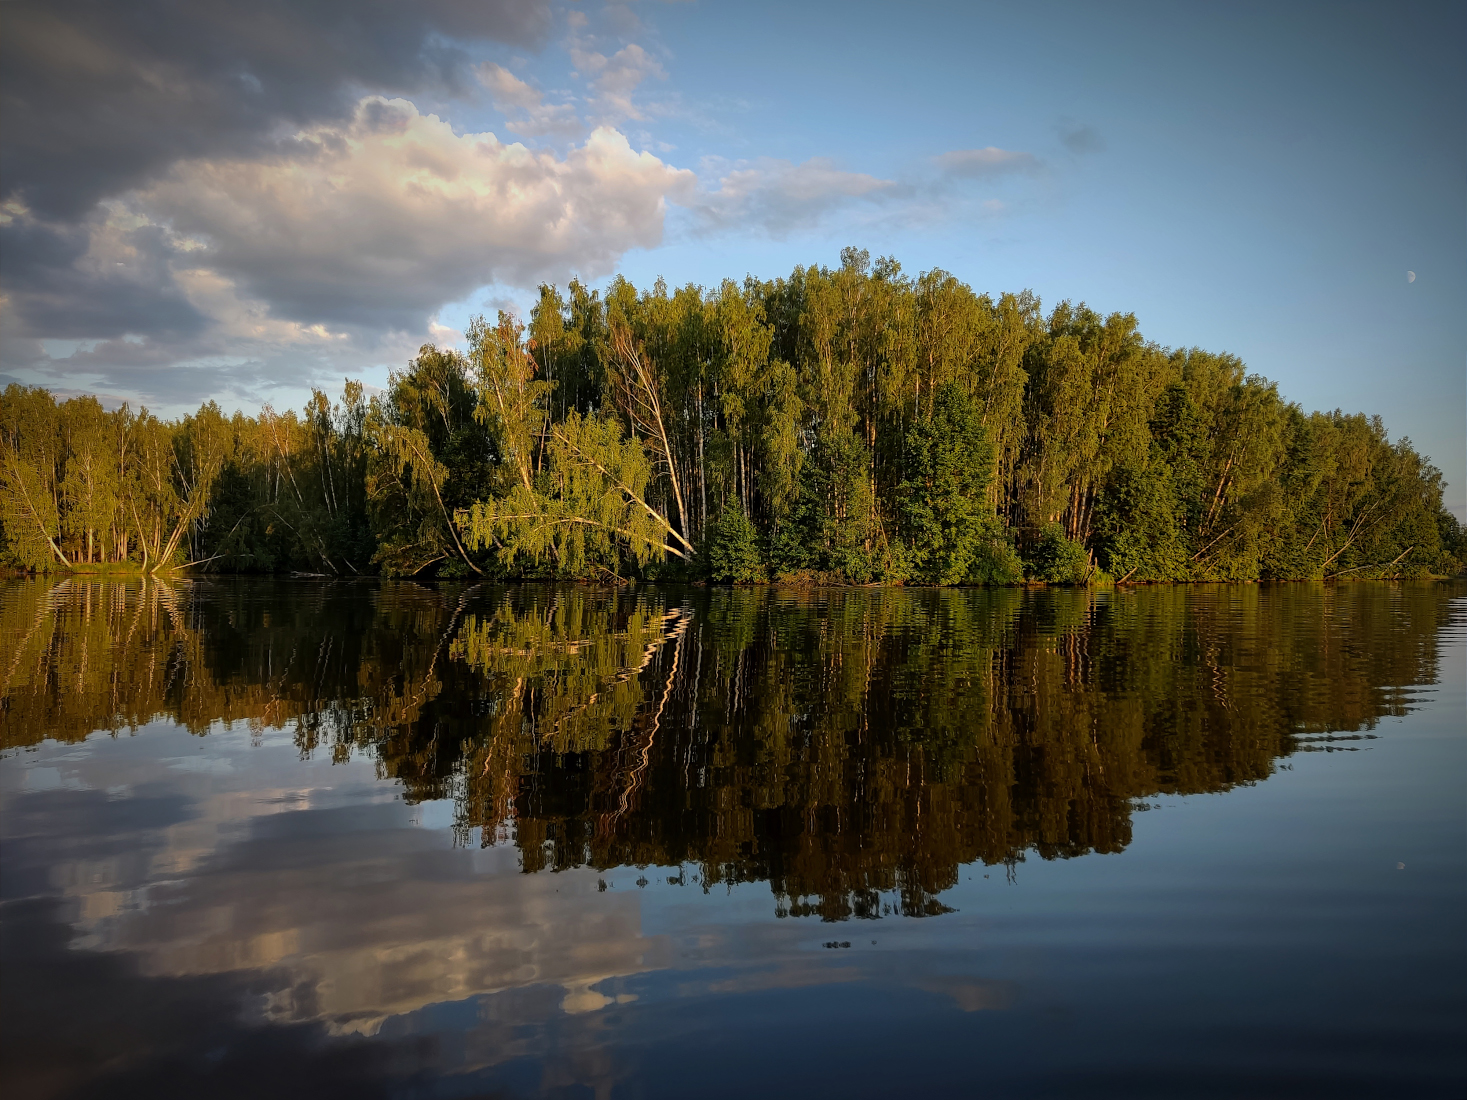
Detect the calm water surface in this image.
<box><xmin>1</xmin><ymin>578</ymin><xmax>1463</xmax><ymax>1098</ymax></box>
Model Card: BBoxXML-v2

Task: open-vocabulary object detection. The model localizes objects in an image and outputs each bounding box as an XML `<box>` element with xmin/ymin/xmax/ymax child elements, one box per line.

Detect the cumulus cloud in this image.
<box><xmin>6</xmin><ymin>96</ymin><xmax>694</xmax><ymax>340</ymax></box>
<box><xmin>691</xmin><ymin>157</ymin><xmax>899</xmax><ymax>237</ymax></box>
<box><xmin>0</xmin><ymin>0</ymin><xmax>564</xmax><ymax>406</ymax></box>
<box><xmin>0</xmin><ymin>1</ymin><xmax>1056</xmax><ymax>418</ymax></box>
<box><xmin>2</xmin><ymin>92</ymin><xmax>697</xmax><ymax>415</ymax></box>
<box><xmin>0</xmin><ymin>0</ymin><xmax>553</xmax><ymax>219</ymax></box>
<box><xmin>0</xmin><ymin>205</ymin><xmax>206</xmax><ymax>340</ymax></box>
<box><xmin>477</xmin><ymin>63</ymin><xmax>584</xmax><ymax>139</ymax></box>
<box><xmin>129</xmin><ymin>98</ymin><xmax>695</xmax><ymax>331</ymax></box>
<box><xmin>935</xmin><ymin>147</ymin><xmax>1041</xmax><ymax>178</ymax></box>
<box><xmin>570</xmin><ymin>39</ymin><xmax>668</xmax><ymax>123</ymax></box>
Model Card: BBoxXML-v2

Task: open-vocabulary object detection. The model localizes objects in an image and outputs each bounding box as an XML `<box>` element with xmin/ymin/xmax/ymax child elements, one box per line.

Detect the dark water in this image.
<box><xmin>1</xmin><ymin>578</ymin><xmax>1463</xmax><ymax>1099</ymax></box>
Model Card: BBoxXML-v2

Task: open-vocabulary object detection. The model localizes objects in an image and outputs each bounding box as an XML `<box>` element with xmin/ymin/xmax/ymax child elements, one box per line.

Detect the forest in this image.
<box><xmin>3</xmin><ymin>249</ymin><xmax>1461</xmax><ymax>583</ymax></box>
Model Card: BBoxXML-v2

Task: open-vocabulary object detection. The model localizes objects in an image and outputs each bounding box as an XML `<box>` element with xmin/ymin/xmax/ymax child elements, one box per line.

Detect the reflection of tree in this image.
<box><xmin>2</xmin><ymin>577</ymin><xmax>1455</xmax><ymax>919</ymax></box>
<box><xmin>446</xmin><ymin>597</ymin><xmax>692</xmax><ymax>834</ymax></box>
<box><xmin>1</xmin><ymin>577</ymin><xmax>201</xmax><ymax>745</ymax></box>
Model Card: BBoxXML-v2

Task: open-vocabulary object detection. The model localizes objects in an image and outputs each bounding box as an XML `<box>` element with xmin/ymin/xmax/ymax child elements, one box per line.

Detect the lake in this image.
<box><xmin>1</xmin><ymin>577</ymin><xmax>1463</xmax><ymax>1098</ymax></box>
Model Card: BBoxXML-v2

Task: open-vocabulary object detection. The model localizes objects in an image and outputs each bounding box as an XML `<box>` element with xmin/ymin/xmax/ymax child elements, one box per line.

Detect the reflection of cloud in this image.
<box><xmin>2</xmin><ymin>714</ymin><xmax>1020</xmax><ymax>1086</ymax></box>
<box><xmin>909</xmin><ymin>975</ymin><xmax>1016</xmax><ymax>1012</ymax></box>
<box><xmin>692</xmin><ymin>962</ymin><xmax>860</xmax><ymax>997</ymax></box>
<box><xmin>3</xmin><ymin>727</ymin><xmax>672</xmax><ymax>1036</ymax></box>
<box><xmin>562</xmin><ymin>981</ymin><xmax>639</xmax><ymax>1014</ymax></box>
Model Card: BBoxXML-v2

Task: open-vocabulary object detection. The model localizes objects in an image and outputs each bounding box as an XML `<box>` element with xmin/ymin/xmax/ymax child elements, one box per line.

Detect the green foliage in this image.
<box><xmin>1026</xmin><ymin>522</ymin><xmax>1093</xmax><ymax>584</ymax></box>
<box><xmin>899</xmin><ymin>384</ymin><xmax>1000</xmax><ymax>584</ymax></box>
<box><xmin>965</xmin><ymin>524</ymin><xmax>1025</xmax><ymax>585</ymax></box>
<box><xmin>1436</xmin><ymin>512</ymin><xmax>1467</xmax><ymax>575</ymax></box>
<box><xmin>200</xmin><ymin>385</ymin><xmax>374</xmax><ymax>575</ymax></box>
<box><xmin>461</xmin><ymin>409</ymin><xmax>688</xmax><ymax>578</ymax></box>
<box><xmin>704</xmin><ymin>508</ymin><xmax>764</xmax><ymax>583</ymax></box>
<box><xmin>794</xmin><ymin>431</ymin><xmax>881</xmax><ymax>581</ymax></box>
<box><xmin>365</xmin><ymin>345</ymin><xmax>492</xmax><ymax>577</ymax></box>
<box><xmin>1095</xmin><ymin>462</ymin><xmax>1190</xmax><ymax>581</ymax></box>
<box><xmin>0</xmin><ymin>253</ymin><xmax>1457</xmax><ymax>585</ymax></box>
<box><xmin>0</xmin><ymin>385</ymin><xmax>68</xmax><ymax>569</ymax></box>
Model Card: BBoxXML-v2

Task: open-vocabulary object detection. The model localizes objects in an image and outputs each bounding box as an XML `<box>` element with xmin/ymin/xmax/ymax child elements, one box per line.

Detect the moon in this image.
<box><xmin>1407</xmin><ymin>270</ymin><xmax>1416</xmax><ymax>283</ymax></box>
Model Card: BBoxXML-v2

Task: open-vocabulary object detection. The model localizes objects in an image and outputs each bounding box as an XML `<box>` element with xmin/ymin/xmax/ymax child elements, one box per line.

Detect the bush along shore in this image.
<box><xmin>3</xmin><ymin>251</ymin><xmax>1462</xmax><ymax>583</ymax></box>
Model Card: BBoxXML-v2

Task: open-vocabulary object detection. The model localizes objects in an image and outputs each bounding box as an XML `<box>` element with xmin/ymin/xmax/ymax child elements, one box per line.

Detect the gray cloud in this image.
<box><xmin>0</xmin><ymin>0</ymin><xmax>704</xmax><ymax>408</ymax></box>
<box><xmin>1056</xmin><ymin>120</ymin><xmax>1105</xmax><ymax>154</ymax></box>
<box><xmin>0</xmin><ymin>2</ymin><xmax>1029</xmax><ymax>414</ymax></box>
<box><xmin>0</xmin><ymin>0</ymin><xmax>559</xmax><ymax>373</ymax></box>
<box><xmin>1</xmin><ymin>92</ymin><xmax>699</xmax><ymax>417</ymax></box>
<box><xmin>0</xmin><ymin>0</ymin><xmax>553</xmax><ymax>219</ymax></box>
<box><xmin>1</xmin><ymin>321</ymin><xmax>425</xmax><ymax>419</ymax></box>
<box><xmin>3</xmin><ymin>334</ymin><xmax>275</xmax><ymax>415</ymax></box>
<box><xmin>0</xmin><ymin>213</ymin><xmax>206</xmax><ymax>340</ymax></box>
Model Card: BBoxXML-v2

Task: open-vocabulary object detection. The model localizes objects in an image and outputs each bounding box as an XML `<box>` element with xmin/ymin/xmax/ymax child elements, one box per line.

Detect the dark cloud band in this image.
<box><xmin>0</xmin><ymin>0</ymin><xmax>551</xmax><ymax>218</ymax></box>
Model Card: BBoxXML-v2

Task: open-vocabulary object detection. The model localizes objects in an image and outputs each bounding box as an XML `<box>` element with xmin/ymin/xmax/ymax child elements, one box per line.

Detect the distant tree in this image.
<box><xmin>0</xmin><ymin>385</ymin><xmax>69</xmax><ymax>569</ymax></box>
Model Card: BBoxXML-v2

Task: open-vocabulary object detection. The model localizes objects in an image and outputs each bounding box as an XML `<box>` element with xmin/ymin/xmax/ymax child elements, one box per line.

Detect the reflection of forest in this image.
<box><xmin>2</xmin><ymin>578</ymin><xmax>1452</xmax><ymax>919</ymax></box>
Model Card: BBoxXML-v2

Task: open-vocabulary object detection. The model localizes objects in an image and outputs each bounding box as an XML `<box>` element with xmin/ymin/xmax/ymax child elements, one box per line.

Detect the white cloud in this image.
<box><xmin>2</xmin><ymin>0</ymin><xmax>1056</xmax><ymax>419</ymax></box>
<box><xmin>570</xmin><ymin>40</ymin><xmax>667</xmax><ymax>123</ymax></box>
<box><xmin>2</xmin><ymin>95</ymin><xmax>700</xmax><ymax>416</ymax></box>
<box><xmin>690</xmin><ymin>156</ymin><xmax>899</xmax><ymax>237</ymax></box>
<box><xmin>477</xmin><ymin>62</ymin><xmax>544</xmax><ymax>112</ymax></box>
<box><xmin>936</xmin><ymin>147</ymin><xmax>1041</xmax><ymax>177</ymax></box>
<box><xmin>0</xmin><ymin>197</ymin><xmax>31</xmax><ymax>227</ymax></box>
<box><xmin>2</xmin><ymin>4</ymin><xmax>1057</xmax><ymax>422</ymax></box>
<box><xmin>132</xmin><ymin>96</ymin><xmax>696</xmax><ymax>330</ymax></box>
<box><xmin>477</xmin><ymin>62</ymin><xmax>584</xmax><ymax>139</ymax></box>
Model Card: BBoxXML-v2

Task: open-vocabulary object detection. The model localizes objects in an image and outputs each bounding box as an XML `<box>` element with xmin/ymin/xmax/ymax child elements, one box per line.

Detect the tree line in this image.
<box><xmin>4</xmin><ymin>249</ymin><xmax>1462</xmax><ymax>582</ymax></box>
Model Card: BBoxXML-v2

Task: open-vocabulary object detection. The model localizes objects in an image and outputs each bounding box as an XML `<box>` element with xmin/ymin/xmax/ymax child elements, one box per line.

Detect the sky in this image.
<box><xmin>2</xmin><ymin>0</ymin><xmax>1463</xmax><ymax>515</ymax></box>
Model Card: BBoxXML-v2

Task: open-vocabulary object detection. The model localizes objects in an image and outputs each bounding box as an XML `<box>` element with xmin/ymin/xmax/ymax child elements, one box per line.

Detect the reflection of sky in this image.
<box><xmin>2</xmin><ymin>723</ymin><xmax>669</xmax><ymax>1033</ymax></box>
<box><xmin>3</xmin><ymin>638</ymin><xmax>1464</xmax><ymax>1097</ymax></box>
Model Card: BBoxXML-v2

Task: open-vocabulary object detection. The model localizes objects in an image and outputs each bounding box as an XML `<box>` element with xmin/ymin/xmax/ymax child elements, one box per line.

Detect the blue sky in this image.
<box><xmin>2</xmin><ymin>0</ymin><xmax>1462</xmax><ymax>513</ymax></box>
